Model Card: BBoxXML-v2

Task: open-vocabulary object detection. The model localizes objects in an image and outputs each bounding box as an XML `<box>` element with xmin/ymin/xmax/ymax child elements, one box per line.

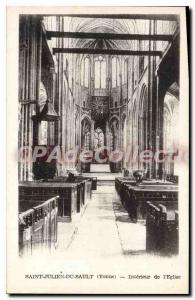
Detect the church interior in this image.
<box><xmin>18</xmin><ymin>14</ymin><xmax>180</xmax><ymax>258</ymax></box>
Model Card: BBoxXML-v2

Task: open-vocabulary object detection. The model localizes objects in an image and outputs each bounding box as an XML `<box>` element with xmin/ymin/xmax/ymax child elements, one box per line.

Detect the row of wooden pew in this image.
<box><xmin>115</xmin><ymin>177</ymin><xmax>179</xmax><ymax>255</ymax></box>
<box><xmin>19</xmin><ymin>176</ymin><xmax>97</xmax><ymax>256</ymax></box>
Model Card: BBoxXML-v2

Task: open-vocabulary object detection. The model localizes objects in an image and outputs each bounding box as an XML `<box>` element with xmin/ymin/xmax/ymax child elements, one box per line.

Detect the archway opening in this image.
<box><xmin>81</xmin><ymin>118</ymin><xmax>91</xmax><ymax>150</ymax></box>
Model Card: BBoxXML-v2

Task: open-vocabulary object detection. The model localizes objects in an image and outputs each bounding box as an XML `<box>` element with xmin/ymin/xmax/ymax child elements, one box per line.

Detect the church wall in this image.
<box><xmin>18</xmin><ymin>16</ymin><xmax>179</xmax><ymax>180</ymax></box>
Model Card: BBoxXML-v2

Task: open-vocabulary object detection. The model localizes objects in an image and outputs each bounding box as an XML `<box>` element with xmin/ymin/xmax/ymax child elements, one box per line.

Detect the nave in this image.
<box><xmin>18</xmin><ymin>13</ymin><xmax>180</xmax><ymax>259</ymax></box>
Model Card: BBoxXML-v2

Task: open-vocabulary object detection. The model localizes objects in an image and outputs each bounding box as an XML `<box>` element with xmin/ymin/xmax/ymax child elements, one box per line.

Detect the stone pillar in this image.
<box><xmin>157</xmin><ymin>73</ymin><xmax>166</xmax><ymax>180</ymax></box>
<box><xmin>154</xmin><ymin>74</ymin><xmax>160</xmax><ymax>179</ymax></box>
<box><xmin>91</xmin><ymin>120</ymin><xmax>95</xmax><ymax>152</ymax></box>
<box><xmin>91</xmin><ymin>78</ymin><xmax>95</xmax><ymax>96</ymax></box>
<box><xmin>19</xmin><ymin>16</ymin><xmax>43</xmax><ymax>181</ymax></box>
<box><xmin>33</xmin><ymin>17</ymin><xmax>43</xmax><ymax>147</ymax></box>
<box><xmin>91</xmin><ymin>56</ymin><xmax>95</xmax><ymax>96</ymax></box>
<box><xmin>147</xmin><ymin>19</ymin><xmax>158</xmax><ymax>179</ymax></box>
<box><xmin>106</xmin><ymin>121</ymin><xmax>110</xmax><ymax>151</ymax></box>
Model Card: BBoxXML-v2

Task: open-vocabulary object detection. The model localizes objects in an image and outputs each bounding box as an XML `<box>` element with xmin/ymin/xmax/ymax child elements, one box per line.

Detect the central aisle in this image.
<box><xmin>55</xmin><ymin>182</ymin><xmax>177</xmax><ymax>281</ymax></box>
<box><xmin>66</xmin><ymin>185</ymin><xmax>122</xmax><ymax>258</ymax></box>
<box><xmin>54</xmin><ymin>184</ymin><xmax>178</xmax><ymax>295</ymax></box>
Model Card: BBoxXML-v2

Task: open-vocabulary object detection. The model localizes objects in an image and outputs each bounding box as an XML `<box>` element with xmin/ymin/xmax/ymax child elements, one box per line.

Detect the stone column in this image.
<box><xmin>33</xmin><ymin>17</ymin><xmax>43</xmax><ymax>147</ymax></box>
<box><xmin>91</xmin><ymin>56</ymin><xmax>95</xmax><ymax>96</ymax></box>
<box><xmin>106</xmin><ymin>121</ymin><xmax>110</xmax><ymax>151</ymax></box>
<box><xmin>157</xmin><ymin>73</ymin><xmax>166</xmax><ymax>180</ymax></box>
<box><xmin>147</xmin><ymin>19</ymin><xmax>158</xmax><ymax>179</ymax></box>
<box><xmin>91</xmin><ymin>120</ymin><xmax>95</xmax><ymax>153</ymax></box>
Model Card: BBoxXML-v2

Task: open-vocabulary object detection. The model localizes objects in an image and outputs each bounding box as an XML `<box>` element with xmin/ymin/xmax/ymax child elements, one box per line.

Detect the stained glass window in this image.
<box><xmin>94</xmin><ymin>127</ymin><xmax>104</xmax><ymax>148</ymax></box>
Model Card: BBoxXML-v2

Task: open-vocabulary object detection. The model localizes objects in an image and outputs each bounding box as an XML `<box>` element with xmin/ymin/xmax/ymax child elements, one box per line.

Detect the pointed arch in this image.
<box><xmin>81</xmin><ymin>116</ymin><xmax>91</xmax><ymax>150</ymax></box>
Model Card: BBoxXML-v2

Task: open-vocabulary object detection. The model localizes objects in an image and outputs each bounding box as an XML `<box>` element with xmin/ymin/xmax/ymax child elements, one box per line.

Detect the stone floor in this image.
<box><xmin>57</xmin><ymin>183</ymin><xmax>146</xmax><ymax>258</ymax></box>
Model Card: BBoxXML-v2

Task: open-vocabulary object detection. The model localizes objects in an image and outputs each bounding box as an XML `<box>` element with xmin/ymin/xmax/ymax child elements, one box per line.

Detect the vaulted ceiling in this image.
<box><xmin>69</xmin><ymin>18</ymin><xmax>138</xmax><ymax>50</ymax></box>
<box><xmin>43</xmin><ymin>16</ymin><xmax>178</xmax><ymax>52</ymax></box>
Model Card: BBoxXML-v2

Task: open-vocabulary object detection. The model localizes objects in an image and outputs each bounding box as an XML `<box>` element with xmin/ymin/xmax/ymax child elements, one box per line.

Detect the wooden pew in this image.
<box><xmin>19</xmin><ymin>176</ymin><xmax>92</xmax><ymax>220</ymax></box>
<box><xmin>115</xmin><ymin>178</ymin><xmax>177</xmax><ymax>214</ymax></box>
<box><xmin>79</xmin><ymin>176</ymin><xmax>97</xmax><ymax>190</ymax></box>
<box><xmin>19</xmin><ymin>182</ymin><xmax>78</xmax><ymax>221</ymax></box>
<box><xmin>54</xmin><ymin>175</ymin><xmax>97</xmax><ymax>191</ymax></box>
<box><xmin>125</xmin><ymin>184</ymin><xmax>178</xmax><ymax>222</ymax></box>
<box><xmin>50</xmin><ymin>177</ymin><xmax>92</xmax><ymax>212</ymax></box>
<box><xmin>115</xmin><ymin>177</ymin><xmax>174</xmax><ymax>196</ymax></box>
<box><xmin>115</xmin><ymin>177</ymin><xmax>134</xmax><ymax>199</ymax></box>
<box><xmin>146</xmin><ymin>201</ymin><xmax>179</xmax><ymax>255</ymax></box>
<box><xmin>19</xmin><ymin>196</ymin><xmax>59</xmax><ymax>256</ymax></box>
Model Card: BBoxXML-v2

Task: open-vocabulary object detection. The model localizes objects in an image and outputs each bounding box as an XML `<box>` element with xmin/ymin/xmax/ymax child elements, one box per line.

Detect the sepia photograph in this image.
<box><xmin>6</xmin><ymin>6</ymin><xmax>189</xmax><ymax>294</ymax></box>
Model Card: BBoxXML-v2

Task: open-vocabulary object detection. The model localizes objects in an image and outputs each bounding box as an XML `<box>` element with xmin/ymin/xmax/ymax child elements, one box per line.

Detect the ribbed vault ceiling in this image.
<box><xmin>69</xmin><ymin>18</ymin><xmax>138</xmax><ymax>49</ymax></box>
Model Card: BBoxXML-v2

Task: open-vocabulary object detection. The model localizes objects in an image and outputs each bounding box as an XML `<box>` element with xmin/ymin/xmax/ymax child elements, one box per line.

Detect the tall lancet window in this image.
<box><xmin>81</xmin><ymin>59</ymin><xmax>84</xmax><ymax>86</ymax></box>
<box><xmin>122</xmin><ymin>58</ymin><xmax>128</xmax><ymax>84</ymax></box>
<box><xmin>84</xmin><ymin>57</ymin><xmax>89</xmax><ymax>87</ymax></box>
<box><xmin>124</xmin><ymin>59</ymin><xmax>128</xmax><ymax>84</ymax></box>
<box><xmin>95</xmin><ymin>56</ymin><xmax>106</xmax><ymax>88</ymax></box>
<box><xmin>80</xmin><ymin>56</ymin><xmax>89</xmax><ymax>87</ymax></box>
<box><xmin>112</xmin><ymin>57</ymin><xmax>117</xmax><ymax>88</ymax></box>
<box><xmin>112</xmin><ymin>57</ymin><xmax>120</xmax><ymax>87</ymax></box>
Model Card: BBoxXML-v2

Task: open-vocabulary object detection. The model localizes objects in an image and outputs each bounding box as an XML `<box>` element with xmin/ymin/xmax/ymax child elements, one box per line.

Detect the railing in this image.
<box><xmin>19</xmin><ymin>196</ymin><xmax>59</xmax><ymax>256</ymax></box>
